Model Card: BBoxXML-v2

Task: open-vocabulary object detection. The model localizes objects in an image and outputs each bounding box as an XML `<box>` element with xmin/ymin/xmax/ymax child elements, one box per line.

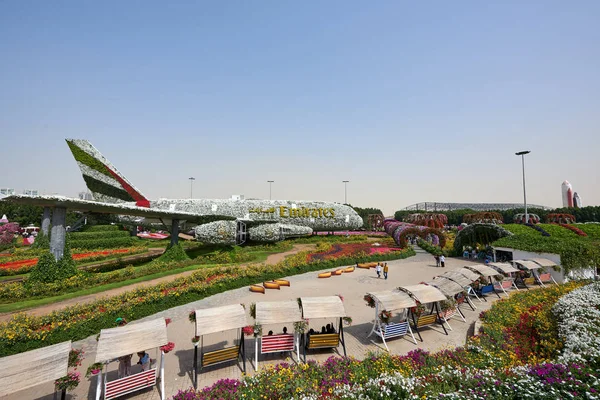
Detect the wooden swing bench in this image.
<box><xmin>306</xmin><ymin>333</ymin><xmax>339</xmax><ymax>349</ymax></box>
<box><xmin>375</xmin><ymin>321</ymin><xmax>416</xmax><ymax>343</ymax></box>
<box><xmin>105</xmin><ymin>368</ymin><xmax>157</xmax><ymax>400</ymax></box>
<box><xmin>201</xmin><ymin>345</ymin><xmax>241</xmax><ymax>368</ymax></box>
<box><xmin>411</xmin><ymin>313</ymin><xmax>447</xmax><ymax>342</ymax></box>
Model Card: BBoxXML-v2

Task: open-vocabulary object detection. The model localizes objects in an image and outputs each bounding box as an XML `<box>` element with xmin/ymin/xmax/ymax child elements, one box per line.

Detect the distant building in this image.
<box><xmin>561</xmin><ymin>181</ymin><xmax>574</xmax><ymax>208</ymax></box>
<box><xmin>231</xmin><ymin>194</ymin><xmax>245</xmax><ymax>200</ymax></box>
<box><xmin>22</xmin><ymin>189</ymin><xmax>39</xmax><ymax>196</ymax></box>
<box><xmin>403</xmin><ymin>202</ymin><xmax>551</xmax><ymax>211</ymax></box>
<box><xmin>0</xmin><ymin>188</ymin><xmax>15</xmax><ymax>196</ymax></box>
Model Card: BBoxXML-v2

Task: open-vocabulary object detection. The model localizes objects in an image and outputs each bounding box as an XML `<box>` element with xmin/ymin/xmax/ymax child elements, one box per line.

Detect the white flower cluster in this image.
<box><xmin>194</xmin><ymin>221</ymin><xmax>237</xmax><ymax>245</ymax></box>
<box><xmin>553</xmin><ymin>281</ymin><xmax>600</xmax><ymax>364</ymax></box>
<box><xmin>332</xmin><ymin>373</ymin><xmax>417</xmax><ymax>399</ymax></box>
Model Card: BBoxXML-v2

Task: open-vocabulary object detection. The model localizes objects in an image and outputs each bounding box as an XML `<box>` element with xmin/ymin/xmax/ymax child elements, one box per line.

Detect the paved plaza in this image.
<box><xmin>8</xmin><ymin>249</ymin><xmax>497</xmax><ymax>400</ymax></box>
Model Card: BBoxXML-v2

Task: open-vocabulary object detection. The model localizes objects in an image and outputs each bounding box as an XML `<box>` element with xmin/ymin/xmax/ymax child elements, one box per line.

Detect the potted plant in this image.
<box><xmin>379</xmin><ymin>310</ymin><xmax>392</xmax><ymax>324</ymax></box>
<box><xmin>85</xmin><ymin>362</ymin><xmax>104</xmax><ymax>378</ymax></box>
<box><xmin>242</xmin><ymin>325</ymin><xmax>254</xmax><ymax>336</ymax></box>
<box><xmin>68</xmin><ymin>348</ymin><xmax>84</xmax><ymax>369</ymax></box>
<box><xmin>411</xmin><ymin>302</ymin><xmax>426</xmax><ymax>318</ymax></box>
<box><xmin>294</xmin><ymin>319</ymin><xmax>309</xmax><ymax>334</ymax></box>
<box><xmin>160</xmin><ymin>342</ymin><xmax>175</xmax><ymax>354</ymax></box>
<box><xmin>55</xmin><ymin>371</ymin><xmax>80</xmax><ymax>392</ymax></box>
<box><xmin>363</xmin><ymin>294</ymin><xmax>376</xmax><ymax>308</ymax></box>
<box><xmin>191</xmin><ymin>336</ymin><xmax>200</xmax><ymax>345</ymax></box>
<box><xmin>253</xmin><ymin>323</ymin><xmax>262</xmax><ymax>337</ymax></box>
<box><xmin>440</xmin><ymin>299</ymin><xmax>456</xmax><ymax>313</ymax></box>
<box><xmin>188</xmin><ymin>311</ymin><xmax>196</xmax><ymax>323</ymax></box>
<box><xmin>342</xmin><ymin>316</ymin><xmax>352</xmax><ymax>326</ymax></box>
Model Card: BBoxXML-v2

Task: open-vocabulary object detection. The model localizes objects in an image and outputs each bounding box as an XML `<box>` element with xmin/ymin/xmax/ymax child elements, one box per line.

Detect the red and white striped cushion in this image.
<box><xmin>105</xmin><ymin>369</ymin><xmax>156</xmax><ymax>400</ymax></box>
<box><xmin>261</xmin><ymin>334</ymin><xmax>294</xmax><ymax>353</ymax></box>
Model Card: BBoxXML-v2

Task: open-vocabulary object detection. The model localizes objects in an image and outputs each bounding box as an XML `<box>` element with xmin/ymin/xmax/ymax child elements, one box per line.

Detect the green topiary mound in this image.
<box><xmin>28</xmin><ymin>235</ymin><xmax>78</xmax><ymax>283</ymax></box>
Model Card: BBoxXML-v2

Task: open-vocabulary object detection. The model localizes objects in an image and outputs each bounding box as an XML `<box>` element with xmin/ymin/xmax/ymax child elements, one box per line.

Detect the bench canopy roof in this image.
<box><xmin>464</xmin><ymin>264</ymin><xmax>500</xmax><ymax>278</ymax></box>
<box><xmin>398</xmin><ymin>284</ymin><xmax>447</xmax><ymax>304</ymax></box>
<box><xmin>367</xmin><ymin>290</ymin><xmax>416</xmax><ymax>311</ymax></box>
<box><xmin>489</xmin><ymin>262</ymin><xmax>519</xmax><ymax>274</ymax></box>
<box><xmin>427</xmin><ymin>278</ymin><xmax>464</xmax><ymax>297</ymax></box>
<box><xmin>528</xmin><ymin>258</ymin><xmax>557</xmax><ymax>268</ymax></box>
<box><xmin>457</xmin><ymin>267</ymin><xmax>481</xmax><ymax>281</ymax></box>
<box><xmin>96</xmin><ymin>318</ymin><xmax>168</xmax><ymax>363</ymax></box>
<box><xmin>512</xmin><ymin>259</ymin><xmax>543</xmax><ymax>270</ymax></box>
<box><xmin>195</xmin><ymin>304</ymin><xmax>248</xmax><ymax>336</ymax></box>
<box><xmin>301</xmin><ymin>296</ymin><xmax>346</xmax><ymax>319</ymax></box>
<box><xmin>436</xmin><ymin>271</ymin><xmax>474</xmax><ymax>287</ymax></box>
<box><xmin>0</xmin><ymin>340</ymin><xmax>71</xmax><ymax>397</ymax></box>
<box><xmin>255</xmin><ymin>300</ymin><xmax>303</xmax><ymax>325</ymax></box>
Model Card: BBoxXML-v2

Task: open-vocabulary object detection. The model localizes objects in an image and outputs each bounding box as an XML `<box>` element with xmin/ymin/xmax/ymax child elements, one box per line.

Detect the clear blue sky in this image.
<box><xmin>1</xmin><ymin>1</ymin><xmax>599</xmax><ymax>215</ymax></box>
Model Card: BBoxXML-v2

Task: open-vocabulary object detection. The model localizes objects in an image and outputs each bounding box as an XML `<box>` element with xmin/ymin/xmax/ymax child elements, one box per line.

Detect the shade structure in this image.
<box><xmin>367</xmin><ymin>290</ymin><xmax>416</xmax><ymax>311</ymax></box>
<box><xmin>301</xmin><ymin>296</ymin><xmax>346</xmax><ymax>319</ymax></box>
<box><xmin>464</xmin><ymin>264</ymin><xmax>500</xmax><ymax>278</ymax></box>
<box><xmin>399</xmin><ymin>284</ymin><xmax>447</xmax><ymax>304</ymax></box>
<box><xmin>489</xmin><ymin>262</ymin><xmax>519</xmax><ymax>274</ymax></box>
<box><xmin>195</xmin><ymin>304</ymin><xmax>248</xmax><ymax>336</ymax></box>
<box><xmin>512</xmin><ymin>260</ymin><xmax>543</xmax><ymax>271</ymax></box>
<box><xmin>528</xmin><ymin>258</ymin><xmax>558</xmax><ymax>268</ymax></box>
<box><xmin>457</xmin><ymin>267</ymin><xmax>481</xmax><ymax>282</ymax></box>
<box><xmin>437</xmin><ymin>271</ymin><xmax>475</xmax><ymax>287</ymax></box>
<box><xmin>0</xmin><ymin>341</ymin><xmax>71</xmax><ymax>397</ymax></box>
<box><xmin>255</xmin><ymin>300</ymin><xmax>303</xmax><ymax>325</ymax></box>
<box><xmin>96</xmin><ymin>318</ymin><xmax>168</xmax><ymax>363</ymax></box>
<box><xmin>427</xmin><ymin>278</ymin><xmax>465</xmax><ymax>297</ymax></box>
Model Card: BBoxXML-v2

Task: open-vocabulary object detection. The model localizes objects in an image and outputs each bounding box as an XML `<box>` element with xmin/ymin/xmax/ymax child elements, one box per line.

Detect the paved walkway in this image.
<box><xmin>0</xmin><ymin>244</ymin><xmax>315</xmax><ymax>321</ymax></box>
<box><xmin>5</xmin><ymin>248</ymin><xmax>498</xmax><ymax>400</ymax></box>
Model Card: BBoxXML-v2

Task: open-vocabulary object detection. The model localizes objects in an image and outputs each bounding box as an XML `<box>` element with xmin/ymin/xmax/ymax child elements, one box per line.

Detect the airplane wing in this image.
<box><xmin>1</xmin><ymin>195</ymin><xmax>235</xmax><ymax>224</ymax></box>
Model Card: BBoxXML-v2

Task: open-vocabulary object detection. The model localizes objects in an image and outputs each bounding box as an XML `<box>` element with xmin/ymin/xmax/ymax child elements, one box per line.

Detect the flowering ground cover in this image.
<box><xmin>573</xmin><ymin>223</ymin><xmax>600</xmax><ymax>239</ymax></box>
<box><xmin>0</xmin><ymin>244</ymin><xmax>415</xmax><ymax>356</ymax></box>
<box><xmin>0</xmin><ymin>247</ymin><xmax>145</xmax><ymax>275</ymax></box>
<box><xmin>307</xmin><ymin>241</ymin><xmax>401</xmax><ymax>262</ymax></box>
<box><xmin>556</xmin><ymin>223</ymin><xmax>587</xmax><ymax>237</ymax></box>
<box><xmin>172</xmin><ymin>281</ymin><xmax>599</xmax><ymax>399</ymax></box>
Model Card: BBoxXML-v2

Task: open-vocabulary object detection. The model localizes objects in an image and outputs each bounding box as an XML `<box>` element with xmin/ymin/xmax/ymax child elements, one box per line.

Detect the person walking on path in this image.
<box><xmin>383</xmin><ymin>263</ymin><xmax>389</xmax><ymax>280</ymax></box>
<box><xmin>440</xmin><ymin>254</ymin><xmax>446</xmax><ymax>268</ymax></box>
<box><xmin>434</xmin><ymin>255</ymin><xmax>440</xmax><ymax>267</ymax></box>
<box><xmin>376</xmin><ymin>263</ymin><xmax>382</xmax><ymax>278</ymax></box>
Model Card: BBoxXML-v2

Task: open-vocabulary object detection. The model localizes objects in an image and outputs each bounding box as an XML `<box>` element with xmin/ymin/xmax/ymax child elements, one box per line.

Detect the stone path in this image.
<box><xmin>0</xmin><ymin>244</ymin><xmax>315</xmax><ymax>322</ymax></box>
<box><xmin>5</xmin><ymin>249</ymin><xmax>499</xmax><ymax>400</ymax></box>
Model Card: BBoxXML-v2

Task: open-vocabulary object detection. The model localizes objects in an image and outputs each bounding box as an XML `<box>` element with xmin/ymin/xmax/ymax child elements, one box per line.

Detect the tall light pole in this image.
<box><xmin>188</xmin><ymin>177</ymin><xmax>195</xmax><ymax>199</ymax></box>
<box><xmin>342</xmin><ymin>180</ymin><xmax>349</xmax><ymax>204</ymax></box>
<box><xmin>515</xmin><ymin>151</ymin><xmax>531</xmax><ymax>223</ymax></box>
<box><xmin>267</xmin><ymin>180</ymin><xmax>274</xmax><ymax>200</ymax></box>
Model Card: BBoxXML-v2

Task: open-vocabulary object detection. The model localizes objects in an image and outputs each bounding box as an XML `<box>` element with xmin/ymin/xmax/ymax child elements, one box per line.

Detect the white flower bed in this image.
<box><xmin>553</xmin><ymin>281</ymin><xmax>600</xmax><ymax>364</ymax></box>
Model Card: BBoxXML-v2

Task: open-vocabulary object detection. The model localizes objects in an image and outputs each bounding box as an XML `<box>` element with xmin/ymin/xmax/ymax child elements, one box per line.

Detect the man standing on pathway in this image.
<box><xmin>383</xmin><ymin>263</ymin><xmax>389</xmax><ymax>280</ymax></box>
<box><xmin>376</xmin><ymin>263</ymin><xmax>382</xmax><ymax>278</ymax></box>
<box><xmin>440</xmin><ymin>254</ymin><xmax>446</xmax><ymax>268</ymax></box>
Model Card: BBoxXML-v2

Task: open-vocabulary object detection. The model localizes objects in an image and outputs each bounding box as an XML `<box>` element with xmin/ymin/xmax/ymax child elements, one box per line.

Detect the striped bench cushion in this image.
<box><xmin>438</xmin><ymin>309</ymin><xmax>456</xmax><ymax>319</ymax></box>
<box><xmin>494</xmin><ymin>280</ymin><xmax>513</xmax><ymax>290</ymax></box>
<box><xmin>105</xmin><ymin>369</ymin><xmax>156</xmax><ymax>400</ymax></box>
<box><xmin>307</xmin><ymin>333</ymin><xmax>339</xmax><ymax>349</ymax></box>
<box><xmin>523</xmin><ymin>277</ymin><xmax>535</xmax><ymax>285</ymax></box>
<box><xmin>261</xmin><ymin>334</ymin><xmax>294</xmax><ymax>354</ymax></box>
<box><xmin>415</xmin><ymin>314</ymin><xmax>437</xmax><ymax>328</ymax></box>
<box><xmin>378</xmin><ymin>322</ymin><xmax>409</xmax><ymax>339</ymax></box>
<box><xmin>539</xmin><ymin>273</ymin><xmax>552</xmax><ymax>283</ymax></box>
<box><xmin>202</xmin><ymin>345</ymin><xmax>239</xmax><ymax>367</ymax></box>
<box><xmin>479</xmin><ymin>284</ymin><xmax>494</xmax><ymax>295</ymax></box>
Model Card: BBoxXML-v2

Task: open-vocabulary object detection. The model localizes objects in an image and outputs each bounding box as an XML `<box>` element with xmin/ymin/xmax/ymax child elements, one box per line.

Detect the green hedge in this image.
<box><xmin>70</xmin><ymin>230</ymin><xmax>130</xmax><ymax>240</ymax></box>
<box><xmin>70</xmin><ymin>237</ymin><xmax>137</xmax><ymax>250</ymax></box>
<box><xmin>417</xmin><ymin>239</ymin><xmax>445</xmax><ymax>256</ymax></box>
<box><xmin>83</xmin><ymin>225</ymin><xmax>120</xmax><ymax>232</ymax></box>
<box><xmin>0</xmin><ymin>247</ymin><xmax>415</xmax><ymax>356</ymax></box>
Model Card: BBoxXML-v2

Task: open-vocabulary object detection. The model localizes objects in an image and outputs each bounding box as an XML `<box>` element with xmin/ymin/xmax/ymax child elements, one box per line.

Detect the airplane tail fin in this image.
<box><xmin>65</xmin><ymin>139</ymin><xmax>150</xmax><ymax>207</ymax></box>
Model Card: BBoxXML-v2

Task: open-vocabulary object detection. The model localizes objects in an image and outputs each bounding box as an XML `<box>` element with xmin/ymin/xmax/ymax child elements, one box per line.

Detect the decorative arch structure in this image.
<box><xmin>383</xmin><ymin>219</ymin><xmax>446</xmax><ymax>248</ymax></box>
<box><xmin>463</xmin><ymin>212</ymin><xmax>503</xmax><ymax>224</ymax></box>
<box><xmin>403</xmin><ymin>213</ymin><xmax>448</xmax><ymax>229</ymax></box>
<box><xmin>453</xmin><ymin>223</ymin><xmax>513</xmax><ymax>253</ymax></box>
<box><xmin>513</xmin><ymin>214</ymin><xmax>540</xmax><ymax>224</ymax></box>
<box><xmin>367</xmin><ymin>214</ymin><xmax>385</xmax><ymax>231</ymax></box>
<box><xmin>546</xmin><ymin>213</ymin><xmax>576</xmax><ymax>224</ymax></box>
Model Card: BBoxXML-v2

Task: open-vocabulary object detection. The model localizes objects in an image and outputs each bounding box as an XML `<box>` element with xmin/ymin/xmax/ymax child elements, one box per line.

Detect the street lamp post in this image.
<box><xmin>267</xmin><ymin>180</ymin><xmax>274</xmax><ymax>200</ymax></box>
<box><xmin>188</xmin><ymin>177</ymin><xmax>195</xmax><ymax>199</ymax></box>
<box><xmin>515</xmin><ymin>151</ymin><xmax>531</xmax><ymax>223</ymax></box>
<box><xmin>342</xmin><ymin>180</ymin><xmax>349</xmax><ymax>204</ymax></box>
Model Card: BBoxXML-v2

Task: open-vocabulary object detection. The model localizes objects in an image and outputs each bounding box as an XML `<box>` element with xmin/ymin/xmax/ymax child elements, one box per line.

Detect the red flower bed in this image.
<box><xmin>0</xmin><ymin>248</ymin><xmax>136</xmax><ymax>271</ymax></box>
<box><xmin>307</xmin><ymin>243</ymin><xmax>400</xmax><ymax>262</ymax></box>
<box><xmin>558</xmin><ymin>224</ymin><xmax>587</xmax><ymax>237</ymax></box>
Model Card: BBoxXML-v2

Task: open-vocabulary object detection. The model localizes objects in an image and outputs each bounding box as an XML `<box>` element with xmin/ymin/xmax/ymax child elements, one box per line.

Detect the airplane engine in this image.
<box><xmin>194</xmin><ymin>220</ymin><xmax>237</xmax><ymax>245</ymax></box>
<box><xmin>248</xmin><ymin>223</ymin><xmax>312</xmax><ymax>242</ymax></box>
